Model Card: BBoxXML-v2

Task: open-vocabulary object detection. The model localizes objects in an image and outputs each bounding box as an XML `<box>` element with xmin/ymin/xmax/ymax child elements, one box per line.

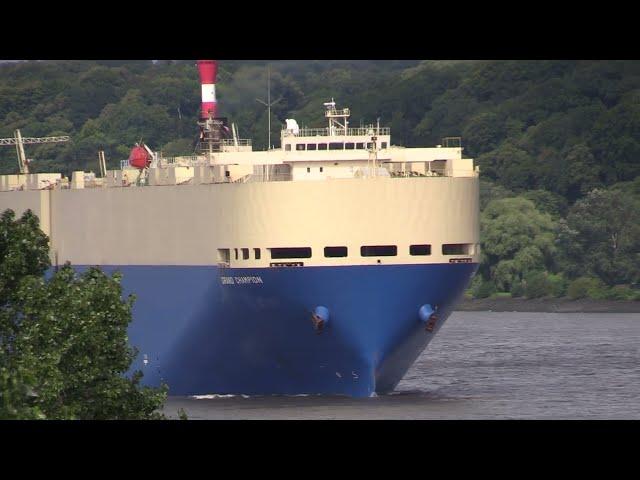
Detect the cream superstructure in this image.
<box><xmin>0</xmin><ymin>101</ymin><xmax>480</xmax><ymax>270</ymax></box>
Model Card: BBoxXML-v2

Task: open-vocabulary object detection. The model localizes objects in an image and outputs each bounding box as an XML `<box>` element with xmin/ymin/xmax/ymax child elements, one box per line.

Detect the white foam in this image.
<box><xmin>191</xmin><ymin>394</ymin><xmax>236</xmax><ymax>399</ymax></box>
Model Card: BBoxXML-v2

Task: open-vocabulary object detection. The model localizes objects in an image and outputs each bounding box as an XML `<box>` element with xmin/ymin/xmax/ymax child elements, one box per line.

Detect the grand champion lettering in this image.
<box><xmin>220</xmin><ymin>276</ymin><xmax>264</xmax><ymax>285</ymax></box>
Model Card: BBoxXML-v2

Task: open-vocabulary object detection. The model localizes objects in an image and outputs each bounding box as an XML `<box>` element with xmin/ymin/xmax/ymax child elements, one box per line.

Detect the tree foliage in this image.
<box><xmin>0</xmin><ymin>209</ymin><xmax>167</xmax><ymax>419</ymax></box>
<box><xmin>557</xmin><ymin>188</ymin><xmax>640</xmax><ymax>286</ymax></box>
<box><xmin>480</xmin><ymin>197</ymin><xmax>557</xmax><ymax>292</ymax></box>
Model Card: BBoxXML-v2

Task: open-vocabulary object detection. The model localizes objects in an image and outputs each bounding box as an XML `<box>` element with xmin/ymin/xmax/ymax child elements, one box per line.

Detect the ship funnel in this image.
<box><xmin>197</xmin><ymin>60</ymin><xmax>218</xmax><ymax>120</ymax></box>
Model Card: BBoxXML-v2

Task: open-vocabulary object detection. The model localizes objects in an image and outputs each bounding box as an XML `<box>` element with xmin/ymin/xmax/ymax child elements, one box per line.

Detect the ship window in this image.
<box><xmin>234</xmin><ymin>248</ymin><xmax>239</xmax><ymax>260</ymax></box>
<box><xmin>254</xmin><ymin>248</ymin><xmax>261</xmax><ymax>260</ymax></box>
<box><xmin>324</xmin><ymin>246</ymin><xmax>348</xmax><ymax>258</ymax></box>
<box><xmin>320</xmin><ymin>167</ymin><xmax>324</xmax><ymax>173</ymax></box>
<box><xmin>367</xmin><ymin>143</ymin><xmax>374</xmax><ymax>149</ymax></box>
<box><xmin>356</xmin><ymin>143</ymin><xmax>365</xmax><ymax>149</ymax></box>
<box><xmin>269</xmin><ymin>247</ymin><xmax>312</xmax><ymax>259</ymax></box>
<box><xmin>329</xmin><ymin>142</ymin><xmax>344</xmax><ymax>150</ymax></box>
<box><xmin>361</xmin><ymin>245</ymin><xmax>397</xmax><ymax>257</ymax></box>
<box><xmin>242</xmin><ymin>248</ymin><xmax>249</xmax><ymax>260</ymax></box>
<box><xmin>318</xmin><ymin>144</ymin><xmax>328</xmax><ymax>151</ymax></box>
<box><xmin>410</xmin><ymin>244</ymin><xmax>432</xmax><ymax>256</ymax></box>
<box><xmin>381</xmin><ymin>142</ymin><xmax>388</xmax><ymax>149</ymax></box>
<box><xmin>307</xmin><ymin>144</ymin><xmax>317</xmax><ymax>151</ymax></box>
<box><xmin>345</xmin><ymin>142</ymin><xmax>355</xmax><ymax>150</ymax></box>
<box><xmin>307</xmin><ymin>167</ymin><xmax>311</xmax><ymax>173</ymax></box>
<box><xmin>285</xmin><ymin>144</ymin><xmax>291</xmax><ymax>151</ymax></box>
<box><xmin>442</xmin><ymin>244</ymin><xmax>472</xmax><ymax>255</ymax></box>
<box><xmin>296</xmin><ymin>144</ymin><xmax>306</xmax><ymax>151</ymax></box>
<box><xmin>217</xmin><ymin>249</ymin><xmax>231</xmax><ymax>263</ymax></box>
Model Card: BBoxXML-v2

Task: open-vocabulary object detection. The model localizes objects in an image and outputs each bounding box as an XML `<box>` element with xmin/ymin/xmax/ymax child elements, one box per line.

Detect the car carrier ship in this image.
<box><xmin>0</xmin><ymin>60</ymin><xmax>480</xmax><ymax>397</ymax></box>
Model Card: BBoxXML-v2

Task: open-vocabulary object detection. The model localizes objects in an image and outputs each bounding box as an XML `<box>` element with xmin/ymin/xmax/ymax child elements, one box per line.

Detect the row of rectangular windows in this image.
<box><xmin>223</xmin><ymin>244</ymin><xmax>475</xmax><ymax>261</ymax></box>
<box><xmin>285</xmin><ymin>142</ymin><xmax>388</xmax><ymax>152</ymax></box>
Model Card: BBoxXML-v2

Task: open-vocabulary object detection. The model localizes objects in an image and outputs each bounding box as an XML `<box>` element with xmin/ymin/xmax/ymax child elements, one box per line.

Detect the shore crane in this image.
<box><xmin>0</xmin><ymin>129</ymin><xmax>70</xmax><ymax>174</ymax></box>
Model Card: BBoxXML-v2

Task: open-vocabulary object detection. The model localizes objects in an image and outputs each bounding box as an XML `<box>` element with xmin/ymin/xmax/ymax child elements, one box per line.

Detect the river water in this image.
<box><xmin>163</xmin><ymin>312</ymin><xmax>640</xmax><ymax>419</ymax></box>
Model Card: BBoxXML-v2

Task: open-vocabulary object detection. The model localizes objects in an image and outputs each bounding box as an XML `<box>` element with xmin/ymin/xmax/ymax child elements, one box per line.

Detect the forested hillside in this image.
<box><xmin>1</xmin><ymin>59</ymin><xmax>639</xmax><ymax>298</ymax></box>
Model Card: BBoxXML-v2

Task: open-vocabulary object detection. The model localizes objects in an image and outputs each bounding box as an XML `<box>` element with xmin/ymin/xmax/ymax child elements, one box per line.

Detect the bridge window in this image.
<box><xmin>318</xmin><ymin>144</ymin><xmax>327</xmax><ymax>151</ymax></box>
<box><xmin>307</xmin><ymin>144</ymin><xmax>317</xmax><ymax>151</ymax></box>
<box><xmin>361</xmin><ymin>245</ymin><xmax>397</xmax><ymax>257</ymax></box>
<box><xmin>329</xmin><ymin>142</ymin><xmax>344</xmax><ymax>150</ymax></box>
<box><xmin>345</xmin><ymin>142</ymin><xmax>355</xmax><ymax>150</ymax></box>
<box><xmin>410</xmin><ymin>244</ymin><xmax>431</xmax><ymax>256</ymax></box>
<box><xmin>442</xmin><ymin>244</ymin><xmax>473</xmax><ymax>255</ymax></box>
<box><xmin>242</xmin><ymin>248</ymin><xmax>249</xmax><ymax>260</ymax></box>
<box><xmin>325</xmin><ymin>246</ymin><xmax>348</xmax><ymax>258</ymax></box>
<box><xmin>254</xmin><ymin>248</ymin><xmax>261</xmax><ymax>260</ymax></box>
<box><xmin>269</xmin><ymin>247</ymin><xmax>312</xmax><ymax>259</ymax></box>
<box><xmin>296</xmin><ymin>144</ymin><xmax>305</xmax><ymax>151</ymax></box>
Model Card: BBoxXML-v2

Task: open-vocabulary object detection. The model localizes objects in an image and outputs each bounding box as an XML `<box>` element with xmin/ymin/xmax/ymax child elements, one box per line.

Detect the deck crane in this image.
<box><xmin>0</xmin><ymin>129</ymin><xmax>70</xmax><ymax>174</ymax></box>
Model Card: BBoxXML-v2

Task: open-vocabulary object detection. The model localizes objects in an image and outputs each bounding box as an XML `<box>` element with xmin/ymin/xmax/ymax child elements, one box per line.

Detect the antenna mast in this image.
<box><xmin>324</xmin><ymin>99</ymin><xmax>350</xmax><ymax>136</ymax></box>
<box><xmin>256</xmin><ymin>64</ymin><xmax>282</xmax><ymax>150</ymax></box>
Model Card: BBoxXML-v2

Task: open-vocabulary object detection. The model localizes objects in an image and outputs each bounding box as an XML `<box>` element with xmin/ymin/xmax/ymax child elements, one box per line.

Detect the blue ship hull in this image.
<box><xmin>89</xmin><ymin>263</ymin><xmax>477</xmax><ymax>397</ymax></box>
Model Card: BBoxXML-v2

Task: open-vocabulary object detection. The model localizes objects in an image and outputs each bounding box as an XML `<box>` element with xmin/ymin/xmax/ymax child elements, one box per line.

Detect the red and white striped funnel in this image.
<box><xmin>197</xmin><ymin>60</ymin><xmax>218</xmax><ymax>120</ymax></box>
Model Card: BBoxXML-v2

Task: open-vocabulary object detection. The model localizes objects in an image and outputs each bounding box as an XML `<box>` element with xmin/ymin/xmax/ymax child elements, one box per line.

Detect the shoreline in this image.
<box><xmin>454</xmin><ymin>297</ymin><xmax>640</xmax><ymax>313</ymax></box>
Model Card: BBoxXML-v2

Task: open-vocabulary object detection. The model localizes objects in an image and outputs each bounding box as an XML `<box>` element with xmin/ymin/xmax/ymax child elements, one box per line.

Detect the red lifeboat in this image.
<box><xmin>129</xmin><ymin>145</ymin><xmax>151</xmax><ymax>170</ymax></box>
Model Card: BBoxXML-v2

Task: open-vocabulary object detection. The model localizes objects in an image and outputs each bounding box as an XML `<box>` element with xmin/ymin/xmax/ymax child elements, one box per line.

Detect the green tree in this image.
<box><xmin>162</xmin><ymin>138</ymin><xmax>195</xmax><ymax>157</ymax></box>
<box><xmin>563</xmin><ymin>143</ymin><xmax>602</xmax><ymax>201</ymax></box>
<box><xmin>480</xmin><ymin>197</ymin><xmax>557</xmax><ymax>292</ymax></box>
<box><xmin>479</xmin><ymin>179</ymin><xmax>514</xmax><ymax>210</ymax></box>
<box><xmin>523</xmin><ymin>189</ymin><xmax>568</xmax><ymax>218</ymax></box>
<box><xmin>557</xmin><ymin>188</ymin><xmax>640</xmax><ymax>286</ymax></box>
<box><xmin>0</xmin><ymin>209</ymin><xmax>167</xmax><ymax>419</ymax></box>
<box><xmin>477</xmin><ymin>142</ymin><xmax>537</xmax><ymax>191</ymax></box>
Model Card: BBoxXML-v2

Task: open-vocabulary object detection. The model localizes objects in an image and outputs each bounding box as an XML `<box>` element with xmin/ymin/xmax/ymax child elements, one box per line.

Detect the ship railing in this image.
<box><xmin>245</xmin><ymin>173</ymin><xmax>292</xmax><ymax>183</ymax></box>
<box><xmin>160</xmin><ymin>156</ymin><xmax>203</xmax><ymax>166</ymax></box>
<box><xmin>283</xmin><ymin>127</ymin><xmax>391</xmax><ymax>137</ymax></box>
<box><xmin>388</xmin><ymin>160</ymin><xmax>448</xmax><ymax>178</ymax></box>
<box><xmin>245</xmin><ymin>166</ymin><xmax>292</xmax><ymax>183</ymax></box>
<box><xmin>390</xmin><ymin>170</ymin><xmax>444</xmax><ymax>178</ymax></box>
<box><xmin>442</xmin><ymin>137</ymin><xmax>462</xmax><ymax>148</ymax></box>
<box><xmin>221</xmin><ymin>139</ymin><xmax>252</xmax><ymax>147</ymax></box>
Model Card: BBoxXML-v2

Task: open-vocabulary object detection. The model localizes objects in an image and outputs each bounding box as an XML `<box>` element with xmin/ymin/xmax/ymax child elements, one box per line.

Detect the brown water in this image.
<box><xmin>163</xmin><ymin>312</ymin><xmax>640</xmax><ymax>419</ymax></box>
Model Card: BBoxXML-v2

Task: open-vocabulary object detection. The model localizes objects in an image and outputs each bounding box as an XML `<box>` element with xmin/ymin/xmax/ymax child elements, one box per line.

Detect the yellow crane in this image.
<box><xmin>0</xmin><ymin>129</ymin><xmax>70</xmax><ymax>174</ymax></box>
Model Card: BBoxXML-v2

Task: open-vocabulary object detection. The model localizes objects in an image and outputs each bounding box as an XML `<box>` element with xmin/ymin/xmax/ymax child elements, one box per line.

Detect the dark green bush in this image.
<box><xmin>605</xmin><ymin>285</ymin><xmax>637</xmax><ymax>301</ymax></box>
<box><xmin>567</xmin><ymin>276</ymin><xmax>604</xmax><ymax>300</ymax></box>
<box><xmin>547</xmin><ymin>273</ymin><xmax>568</xmax><ymax>297</ymax></box>
<box><xmin>510</xmin><ymin>281</ymin><xmax>525</xmax><ymax>298</ymax></box>
<box><xmin>473</xmin><ymin>280</ymin><xmax>496</xmax><ymax>299</ymax></box>
<box><xmin>524</xmin><ymin>271</ymin><xmax>554</xmax><ymax>298</ymax></box>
